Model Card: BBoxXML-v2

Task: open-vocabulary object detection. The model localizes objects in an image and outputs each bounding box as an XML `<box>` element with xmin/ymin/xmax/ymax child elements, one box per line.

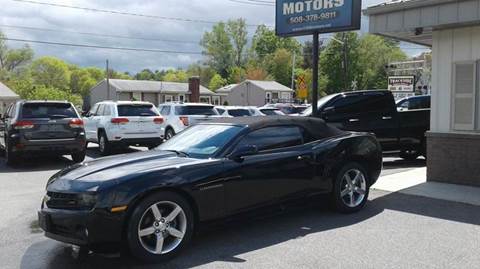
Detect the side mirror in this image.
<box><xmin>229</xmin><ymin>145</ymin><xmax>258</xmax><ymax>161</ymax></box>
<box><xmin>320</xmin><ymin>106</ymin><xmax>335</xmax><ymax>118</ymax></box>
<box><xmin>82</xmin><ymin>111</ymin><xmax>90</xmax><ymax>117</ymax></box>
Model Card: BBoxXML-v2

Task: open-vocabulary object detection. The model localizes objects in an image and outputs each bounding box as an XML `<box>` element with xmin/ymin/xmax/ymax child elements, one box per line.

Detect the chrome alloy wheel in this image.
<box><xmin>340</xmin><ymin>169</ymin><xmax>367</xmax><ymax>208</ymax></box>
<box><xmin>137</xmin><ymin>201</ymin><xmax>187</xmax><ymax>255</ymax></box>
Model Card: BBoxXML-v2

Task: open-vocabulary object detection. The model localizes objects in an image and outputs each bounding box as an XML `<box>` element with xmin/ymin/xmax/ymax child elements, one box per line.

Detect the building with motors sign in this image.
<box><xmin>276</xmin><ymin>0</ymin><xmax>362</xmax><ymax>37</ymax></box>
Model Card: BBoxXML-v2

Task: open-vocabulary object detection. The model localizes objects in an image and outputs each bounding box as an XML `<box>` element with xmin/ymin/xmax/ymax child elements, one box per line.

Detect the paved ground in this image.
<box><xmin>1</xmin><ymin>148</ymin><xmax>479</xmax><ymax>269</ymax></box>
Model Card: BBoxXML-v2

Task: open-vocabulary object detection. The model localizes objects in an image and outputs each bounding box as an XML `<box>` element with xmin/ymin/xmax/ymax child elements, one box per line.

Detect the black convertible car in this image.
<box><xmin>38</xmin><ymin>116</ymin><xmax>382</xmax><ymax>262</ymax></box>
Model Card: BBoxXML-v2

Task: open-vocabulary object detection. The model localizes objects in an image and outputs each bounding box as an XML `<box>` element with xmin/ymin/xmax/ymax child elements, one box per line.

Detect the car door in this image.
<box><xmin>84</xmin><ymin>104</ymin><xmax>100</xmax><ymax>141</ymax></box>
<box><xmin>223</xmin><ymin>126</ymin><xmax>315</xmax><ymax>215</ymax></box>
<box><xmin>321</xmin><ymin>94</ymin><xmax>367</xmax><ymax>132</ymax></box>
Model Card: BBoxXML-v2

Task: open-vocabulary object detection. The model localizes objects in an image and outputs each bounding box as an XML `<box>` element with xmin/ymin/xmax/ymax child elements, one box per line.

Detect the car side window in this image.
<box><xmin>8</xmin><ymin>104</ymin><xmax>16</xmax><ymax>118</ymax></box>
<box><xmin>89</xmin><ymin>104</ymin><xmax>99</xmax><ymax>116</ymax></box>
<box><xmin>237</xmin><ymin>126</ymin><xmax>304</xmax><ymax>152</ymax></box>
<box><xmin>96</xmin><ymin>104</ymin><xmax>105</xmax><ymax>116</ymax></box>
<box><xmin>160</xmin><ymin>106</ymin><xmax>171</xmax><ymax>116</ymax></box>
<box><xmin>103</xmin><ymin>105</ymin><xmax>111</xmax><ymax>116</ymax></box>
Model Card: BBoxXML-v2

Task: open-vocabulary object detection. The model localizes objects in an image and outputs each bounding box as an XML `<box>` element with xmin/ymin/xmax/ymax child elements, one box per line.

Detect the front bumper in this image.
<box><xmin>38</xmin><ymin>206</ymin><xmax>125</xmax><ymax>250</ymax></box>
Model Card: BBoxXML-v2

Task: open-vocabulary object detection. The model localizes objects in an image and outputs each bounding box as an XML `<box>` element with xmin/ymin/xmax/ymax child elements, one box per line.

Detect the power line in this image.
<box><xmin>228</xmin><ymin>0</ymin><xmax>274</xmax><ymax>6</ymax></box>
<box><xmin>0</xmin><ymin>37</ymin><xmax>204</xmax><ymax>55</ymax></box>
<box><xmin>11</xmin><ymin>0</ymin><xmax>267</xmax><ymax>27</ymax></box>
<box><xmin>0</xmin><ymin>24</ymin><xmax>200</xmax><ymax>44</ymax></box>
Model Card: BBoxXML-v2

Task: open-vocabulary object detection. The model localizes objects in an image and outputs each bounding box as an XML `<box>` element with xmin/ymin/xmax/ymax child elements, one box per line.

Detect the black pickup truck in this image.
<box><xmin>304</xmin><ymin>90</ymin><xmax>430</xmax><ymax>160</ymax></box>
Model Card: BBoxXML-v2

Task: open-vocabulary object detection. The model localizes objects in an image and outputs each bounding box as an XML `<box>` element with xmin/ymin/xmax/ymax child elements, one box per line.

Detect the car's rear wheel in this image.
<box><xmin>71</xmin><ymin>150</ymin><xmax>86</xmax><ymax>163</ymax></box>
<box><xmin>165</xmin><ymin>128</ymin><xmax>175</xmax><ymax>140</ymax></box>
<box><xmin>98</xmin><ymin>132</ymin><xmax>111</xmax><ymax>156</ymax></box>
<box><xmin>399</xmin><ymin>150</ymin><xmax>420</xmax><ymax>161</ymax></box>
<box><xmin>127</xmin><ymin>191</ymin><xmax>194</xmax><ymax>262</ymax></box>
<box><xmin>331</xmin><ymin>163</ymin><xmax>369</xmax><ymax>213</ymax></box>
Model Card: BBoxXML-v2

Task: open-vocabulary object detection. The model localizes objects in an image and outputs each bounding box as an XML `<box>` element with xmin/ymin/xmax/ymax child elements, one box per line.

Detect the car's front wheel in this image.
<box><xmin>331</xmin><ymin>163</ymin><xmax>369</xmax><ymax>213</ymax></box>
<box><xmin>165</xmin><ymin>128</ymin><xmax>175</xmax><ymax>140</ymax></box>
<box><xmin>127</xmin><ymin>191</ymin><xmax>194</xmax><ymax>262</ymax></box>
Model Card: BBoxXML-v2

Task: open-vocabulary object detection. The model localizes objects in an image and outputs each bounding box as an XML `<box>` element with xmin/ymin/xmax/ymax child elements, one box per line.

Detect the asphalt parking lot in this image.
<box><xmin>1</xmin><ymin>147</ymin><xmax>479</xmax><ymax>269</ymax></box>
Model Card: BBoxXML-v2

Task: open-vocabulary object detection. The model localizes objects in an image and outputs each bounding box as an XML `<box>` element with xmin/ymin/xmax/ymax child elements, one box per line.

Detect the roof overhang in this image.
<box><xmin>365</xmin><ymin>0</ymin><xmax>480</xmax><ymax>47</ymax></box>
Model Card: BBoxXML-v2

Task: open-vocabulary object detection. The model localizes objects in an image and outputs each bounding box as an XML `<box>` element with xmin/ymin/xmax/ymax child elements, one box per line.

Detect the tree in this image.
<box><xmin>209</xmin><ymin>73</ymin><xmax>227</xmax><ymax>91</ymax></box>
<box><xmin>227</xmin><ymin>66</ymin><xmax>246</xmax><ymax>84</ymax></box>
<box><xmin>320</xmin><ymin>32</ymin><xmax>360</xmax><ymax>94</ymax></box>
<box><xmin>135</xmin><ymin>69</ymin><xmax>155</xmax><ymax>80</ymax></box>
<box><xmin>3</xmin><ymin>45</ymin><xmax>34</xmax><ymax>72</ymax></box>
<box><xmin>245</xmin><ymin>65</ymin><xmax>270</xmax><ymax>80</ymax></box>
<box><xmin>267</xmin><ymin>48</ymin><xmax>292</xmax><ymax>86</ymax></box>
<box><xmin>250</xmin><ymin>25</ymin><xmax>301</xmax><ymax>61</ymax></box>
<box><xmin>30</xmin><ymin>56</ymin><xmax>71</xmax><ymax>89</ymax></box>
<box><xmin>356</xmin><ymin>35</ymin><xmax>407</xmax><ymax>90</ymax></box>
<box><xmin>163</xmin><ymin>69</ymin><xmax>188</xmax><ymax>82</ymax></box>
<box><xmin>200</xmin><ymin>22</ymin><xmax>233</xmax><ymax>77</ymax></box>
<box><xmin>227</xmin><ymin>18</ymin><xmax>248</xmax><ymax>66</ymax></box>
<box><xmin>187</xmin><ymin>63</ymin><xmax>216</xmax><ymax>86</ymax></box>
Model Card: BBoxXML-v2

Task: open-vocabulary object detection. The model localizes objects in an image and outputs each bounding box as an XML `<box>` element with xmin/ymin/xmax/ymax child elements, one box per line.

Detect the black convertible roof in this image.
<box><xmin>208</xmin><ymin>116</ymin><xmax>345</xmax><ymax>139</ymax></box>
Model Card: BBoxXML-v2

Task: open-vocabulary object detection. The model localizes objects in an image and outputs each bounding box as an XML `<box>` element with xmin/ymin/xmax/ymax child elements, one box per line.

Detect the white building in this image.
<box><xmin>219</xmin><ymin>80</ymin><xmax>295</xmax><ymax>107</ymax></box>
<box><xmin>0</xmin><ymin>82</ymin><xmax>20</xmax><ymax>117</ymax></box>
<box><xmin>366</xmin><ymin>0</ymin><xmax>480</xmax><ymax>186</ymax></box>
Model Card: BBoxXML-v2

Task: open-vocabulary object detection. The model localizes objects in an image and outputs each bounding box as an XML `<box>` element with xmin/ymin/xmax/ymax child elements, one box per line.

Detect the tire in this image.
<box><xmin>127</xmin><ymin>191</ymin><xmax>194</xmax><ymax>263</ymax></box>
<box><xmin>5</xmin><ymin>141</ymin><xmax>20</xmax><ymax>166</ymax></box>
<box><xmin>71</xmin><ymin>150</ymin><xmax>86</xmax><ymax>163</ymax></box>
<box><xmin>98</xmin><ymin>132</ymin><xmax>111</xmax><ymax>156</ymax></box>
<box><xmin>331</xmin><ymin>162</ymin><xmax>370</xmax><ymax>214</ymax></box>
<box><xmin>165</xmin><ymin>128</ymin><xmax>175</xmax><ymax>140</ymax></box>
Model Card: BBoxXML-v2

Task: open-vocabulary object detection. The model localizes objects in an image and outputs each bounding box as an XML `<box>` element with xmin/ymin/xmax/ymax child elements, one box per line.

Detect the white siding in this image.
<box><xmin>431</xmin><ymin>26</ymin><xmax>480</xmax><ymax>134</ymax></box>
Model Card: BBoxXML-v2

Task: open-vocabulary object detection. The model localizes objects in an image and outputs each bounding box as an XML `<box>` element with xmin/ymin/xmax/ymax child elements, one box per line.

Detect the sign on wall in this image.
<box><xmin>276</xmin><ymin>0</ymin><xmax>362</xmax><ymax>37</ymax></box>
<box><xmin>388</xmin><ymin>76</ymin><xmax>415</xmax><ymax>92</ymax></box>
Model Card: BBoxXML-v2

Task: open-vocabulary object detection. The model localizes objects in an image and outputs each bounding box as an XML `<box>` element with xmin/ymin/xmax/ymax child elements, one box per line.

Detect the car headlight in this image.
<box><xmin>77</xmin><ymin>193</ymin><xmax>97</xmax><ymax>208</ymax></box>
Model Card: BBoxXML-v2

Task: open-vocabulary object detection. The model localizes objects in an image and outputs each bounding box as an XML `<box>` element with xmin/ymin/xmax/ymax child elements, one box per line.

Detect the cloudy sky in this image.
<box><xmin>1</xmin><ymin>0</ymin><xmax>428</xmax><ymax>73</ymax></box>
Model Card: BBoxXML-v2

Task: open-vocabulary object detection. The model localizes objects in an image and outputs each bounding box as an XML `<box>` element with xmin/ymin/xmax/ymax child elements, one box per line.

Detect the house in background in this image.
<box><xmin>0</xmin><ymin>82</ymin><xmax>20</xmax><ymax>117</ymax></box>
<box><xmin>88</xmin><ymin>78</ymin><xmax>221</xmax><ymax>109</ymax></box>
<box><xmin>220</xmin><ymin>80</ymin><xmax>295</xmax><ymax>107</ymax></box>
<box><xmin>216</xmin><ymin>84</ymin><xmax>238</xmax><ymax>105</ymax></box>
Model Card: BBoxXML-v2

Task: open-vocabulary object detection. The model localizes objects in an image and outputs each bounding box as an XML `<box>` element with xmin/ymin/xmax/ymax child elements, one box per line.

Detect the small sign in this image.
<box><xmin>276</xmin><ymin>0</ymin><xmax>362</xmax><ymax>37</ymax></box>
<box><xmin>296</xmin><ymin>74</ymin><xmax>308</xmax><ymax>99</ymax></box>
<box><xmin>388</xmin><ymin>76</ymin><xmax>415</xmax><ymax>92</ymax></box>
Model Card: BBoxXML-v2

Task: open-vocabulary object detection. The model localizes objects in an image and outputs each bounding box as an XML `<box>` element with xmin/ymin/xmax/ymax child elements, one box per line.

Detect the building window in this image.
<box><xmin>179</xmin><ymin>94</ymin><xmax>185</xmax><ymax>102</ymax></box>
<box><xmin>452</xmin><ymin>62</ymin><xmax>477</xmax><ymax>131</ymax></box>
<box><xmin>132</xmin><ymin>92</ymin><xmax>141</xmax><ymax>101</ymax></box>
<box><xmin>199</xmin><ymin>96</ymin><xmax>211</xmax><ymax>104</ymax></box>
<box><xmin>212</xmin><ymin>96</ymin><xmax>220</xmax><ymax>105</ymax></box>
<box><xmin>164</xmin><ymin>95</ymin><xmax>173</xmax><ymax>103</ymax></box>
<box><xmin>265</xmin><ymin>92</ymin><xmax>272</xmax><ymax>103</ymax></box>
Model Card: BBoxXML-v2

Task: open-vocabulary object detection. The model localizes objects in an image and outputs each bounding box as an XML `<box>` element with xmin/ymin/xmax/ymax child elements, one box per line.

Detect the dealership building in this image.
<box><xmin>366</xmin><ymin>0</ymin><xmax>480</xmax><ymax>186</ymax></box>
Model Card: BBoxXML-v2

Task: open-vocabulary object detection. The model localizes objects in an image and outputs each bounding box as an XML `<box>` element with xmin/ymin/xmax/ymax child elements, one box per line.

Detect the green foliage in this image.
<box><xmin>227</xmin><ymin>19</ymin><xmax>248</xmax><ymax>66</ymax></box>
<box><xmin>227</xmin><ymin>66</ymin><xmax>246</xmax><ymax>84</ymax></box>
<box><xmin>135</xmin><ymin>69</ymin><xmax>155</xmax><ymax>80</ymax></box>
<box><xmin>163</xmin><ymin>69</ymin><xmax>188</xmax><ymax>82</ymax></box>
<box><xmin>200</xmin><ymin>22</ymin><xmax>234</xmax><ymax>77</ymax></box>
<box><xmin>187</xmin><ymin>64</ymin><xmax>216</xmax><ymax>86</ymax></box>
<box><xmin>209</xmin><ymin>73</ymin><xmax>227</xmax><ymax>91</ymax></box>
<box><xmin>250</xmin><ymin>25</ymin><xmax>301</xmax><ymax>61</ymax></box>
<box><xmin>30</xmin><ymin>56</ymin><xmax>71</xmax><ymax>89</ymax></box>
<box><xmin>6</xmin><ymin>79</ymin><xmax>82</xmax><ymax>106</ymax></box>
<box><xmin>266</xmin><ymin>48</ymin><xmax>292</xmax><ymax>86</ymax></box>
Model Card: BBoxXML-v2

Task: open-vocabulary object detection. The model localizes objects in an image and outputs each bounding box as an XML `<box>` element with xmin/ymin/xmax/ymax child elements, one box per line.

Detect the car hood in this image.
<box><xmin>46</xmin><ymin>150</ymin><xmax>203</xmax><ymax>192</ymax></box>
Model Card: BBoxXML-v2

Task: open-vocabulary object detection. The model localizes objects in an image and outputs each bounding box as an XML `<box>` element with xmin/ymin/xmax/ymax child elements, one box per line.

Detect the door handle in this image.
<box><xmin>382</xmin><ymin>116</ymin><xmax>392</xmax><ymax>120</ymax></box>
<box><xmin>348</xmin><ymin>118</ymin><xmax>360</xmax><ymax>122</ymax></box>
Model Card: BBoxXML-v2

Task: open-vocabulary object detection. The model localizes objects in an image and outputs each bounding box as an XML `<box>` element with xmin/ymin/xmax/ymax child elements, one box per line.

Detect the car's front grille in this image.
<box><xmin>46</xmin><ymin>192</ymin><xmax>81</xmax><ymax>209</ymax></box>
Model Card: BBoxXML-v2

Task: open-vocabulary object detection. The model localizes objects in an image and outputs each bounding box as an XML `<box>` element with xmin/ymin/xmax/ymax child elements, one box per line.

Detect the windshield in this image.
<box><xmin>228</xmin><ymin>109</ymin><xmax>251</xmax><ymax>117</ymax></box>
<box><xmin>21</xmin><ymin>103</ymin><xmax>77</xmax><ymax>119</ymax></box>
<box><xmin>117</xmin><ymin>104</ymin><xmax>158</xmax><ymax>117</ymax></box>
<box><xmin>157</xmin><ymin>124</ymin><xmax>243</xmax><ymax>158</ymax></box>
<box><xmin>261</xmin><ymin>109</ymin><xmax>284</xmax><ymax>116</ymax></box>
<box><xmin>302</xmin><ymin>94</ymin><xmax>338</xmax><ymax>115</ymax></box>
<box><xmin>175</xmin><ymin>106</ymin><xmax>218</xmax><ymax>116</ymax></box>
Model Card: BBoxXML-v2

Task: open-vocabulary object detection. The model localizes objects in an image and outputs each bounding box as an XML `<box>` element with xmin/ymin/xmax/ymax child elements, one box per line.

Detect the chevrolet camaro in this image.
<box><xmin>38</xmin><ymin>116</ymin><xmax>382</xmax><ymax>262</ymax></box>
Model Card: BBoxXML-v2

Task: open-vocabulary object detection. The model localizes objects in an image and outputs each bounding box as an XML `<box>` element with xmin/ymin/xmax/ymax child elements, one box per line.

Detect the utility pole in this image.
<box><xmin>312</xmin><ymin>33</ymin><xmax>319</xmax><ymax>115</ymax></box>
<box><xmin>106</xmin><ymin>59</ymin><xmax>110</xmax><ymax>100</ymax></box>
<box><xmin>343</xmin><ymin>33</ymin><xmax>348</xmax><ymax>91</ymax></box>
<box><xmin>291</xmin><ymin>51</ymin><xmax>296</xmax><ymax>100</ymax></box>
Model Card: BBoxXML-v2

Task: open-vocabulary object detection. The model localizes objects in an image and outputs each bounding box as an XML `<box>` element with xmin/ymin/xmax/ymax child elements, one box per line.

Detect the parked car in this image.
<box><xmin>83</xmin><ymin>101</ymin><xmax>164</xmax><ymax>155</ymax></box>
<box><xmin>265</xmin><ymin>103</ymin><xmax>309</xmax><ymax>115</ymax></box>
<box><xmin>396</xmin><ymin>95</ymin><xmax>431</xmax><ymax>111</ymax></box>
<box><xmin>246</xmin><ymin>107</ymin><xmax>266</xmax><ymax>116</ymax></box>
<box><xmin>0</xmin><ymin>100</ymin><xmax>86</xmax><ymax>165</ymax></box>
<box><xmin>38</xmin><ymin>116</ymin><xmax>382</xmax><ymax>262</ymax></box>
<box><xmin>215</xmin><ymin>106</ymin><xmax>253</xmax><ymax>117</ymax></box>
<box><xmin>304</xmin><ymin>90</ymin><xmax>430</xmax><ymax>160</ymax></box>
<box><xmin>259</xmin><ymin>107</ymin><xmax>286</xmax><ymax>116</ymax></box>
<box><xmin>158</xmin><ymin>103</ymin><xmax>220</xmax><ymax>139</ymax></box>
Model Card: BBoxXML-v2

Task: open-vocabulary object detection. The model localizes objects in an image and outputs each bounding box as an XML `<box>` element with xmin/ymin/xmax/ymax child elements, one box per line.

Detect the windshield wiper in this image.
<box><xmin>163</xmin><ymin>150</ymin><xmax>190</xmax><ymax>157</ymax></box>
